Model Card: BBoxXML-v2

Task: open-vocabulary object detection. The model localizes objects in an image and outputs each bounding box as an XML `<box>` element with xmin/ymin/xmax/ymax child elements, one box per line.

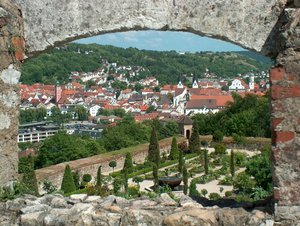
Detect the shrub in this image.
<box><xmin>214</xmin><ymin>143</ymin><xmax>226</xmax><ymax>155</ymax></box>
<box><xmin>82</xmin><ymin>174</ymin><xmax>92</xmax><ymax>183</ymax></box>
<box><xmin>61</xmin><ymin>164</ymin><xmax>76</xmax><ymax>193</ymax></box>
<box><xmin>201</xmin><ymin>140</ymin><xmax>208</xmax><ymax>147</ymax></box>
<box><xmin>189</xmin><ymin>180</ymin><xmax>200</xmax><ymax>196</ymax></box>
<box><xmin>42</xmin><ymin>180</ymin><xmax>57</xmax><ymax>194</ymax></box>
<box><xmin>225</xmin><ymin>191</ymin><xmax>233</xmax><ymax>197</ymax></box>
<box><xmin>218</xmin><ymin>175</ymin><xmax>233</xmax><ymax>186</ymax></box>
<box><xmin>133</xmin><ymin>176</ymin><xmax>143</xmax><ymax>187</ymax></box>
<box><xmin>113</xmin><ymin>177</ymin><xmax>122</xmax><ymax>194</ymax></box>
<box><xmin>123</xmin><ymin>152</ymin><xmax>133</xmax><ymax>172</ymax></box>
<box><xmin>209</xmin><ymin>192</ymin><xmax>221</xmax><ymax>200</ymax></box>
<box><xmin>22</xmin><ymin>155</ymin><xmax>39</xmax><ymax>196</ymax></box>
<box><xmin>109</xmin><ymin>160</ymin><xmax>117</xmax><ymax>172</ymax></box>
<box><xmin>201</xmin><ymin>188</ymin><xmax>208</xmax><ymax>197</ymax></box>
<box><xmin>213</xmin><ymin>130</ymin><xmax>223</xmax><ymax>142</ymax></box>
<box><xmin>233</xmin><ymin>172</ymin><xmax>256</xmax><ymax>194</ymax></box>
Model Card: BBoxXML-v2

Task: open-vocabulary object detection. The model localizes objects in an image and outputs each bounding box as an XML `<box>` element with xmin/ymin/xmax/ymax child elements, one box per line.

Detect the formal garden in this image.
<box><xmin>6</xmin><ymin>117</ymin><xmax>272</xmax><ymax>207</ymax></box>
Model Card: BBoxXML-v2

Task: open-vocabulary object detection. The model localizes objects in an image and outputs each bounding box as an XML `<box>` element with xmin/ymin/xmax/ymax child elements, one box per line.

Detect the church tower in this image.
<box><xmin>249</xmin><ymin>75</ymin><xmax>255</xmax><ymax>91</ymax></box>
<box><xmin>55</xmin><ymin>81</ymin><xmax>62</xmax><ymax>104</ymax></box>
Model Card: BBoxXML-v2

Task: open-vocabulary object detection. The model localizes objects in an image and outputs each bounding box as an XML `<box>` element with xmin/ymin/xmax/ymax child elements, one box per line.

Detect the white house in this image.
<box><xmin>185</xmin><ymin>99</ymin><xmax>219</xmax><ymax>115</ymax></box>
<box><xmin>229</xmin><ymin>79</ymin><xmax>247</xmax><ymax>91</ymax></box>
<box><xmin>89</xmin><ymin>105</ymin><xmax>101</xmax><ymax>117</ymax></box>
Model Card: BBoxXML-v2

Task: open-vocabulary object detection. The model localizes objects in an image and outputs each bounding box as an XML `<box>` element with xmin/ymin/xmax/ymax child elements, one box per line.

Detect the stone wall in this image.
<box><xmin>36</xmin><ymin>138</ymin><xmax>181</xmax><ymax>188</ymax></box>
<box><xmin>0</xmin><ymin>0</ymin><xmax>299</xmax><ymax>224</ymax></box>
<box><xmin>270</xmin><ymin>6</ymin><xmax>300</xmax><ymax>225</ymax></box>
<box><xmin>0</xmin><ymin>0</ymin><xmax>23</xmax><ymax>185</ymax></box>
<box><xmin>0</xmin><ymin>193</ymin><xmax>274</xmax><ymax>226</ymax></box>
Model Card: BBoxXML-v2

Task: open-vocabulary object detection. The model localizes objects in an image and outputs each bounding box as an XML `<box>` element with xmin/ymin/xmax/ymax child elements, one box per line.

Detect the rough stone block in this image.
<box><xmin>270</xmin><ymin>67</ymin><xmax>285</xmax><ymax>82</ymax></box>
<box><xmin>0</xmin><ymin>65</ymin><xmax>21</xmax><ymax>85</ymax></box>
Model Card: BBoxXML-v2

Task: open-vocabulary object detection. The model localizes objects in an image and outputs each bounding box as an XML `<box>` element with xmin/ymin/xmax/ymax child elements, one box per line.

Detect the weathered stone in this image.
<box><xmin>20</xmin><ymin>203</ymin><xmax>51</xmax><ymax>214</ymax></box>
<box><xmin>131</xmin><ymin>199</ymin><xmax>158</xmax><ymax>208</ymax></box>
<box><xmin>179</xmin><ymin>195</ymin><xmax>203</xmax><ymax>209</ymax></box>
<box><xmin>163</xmin><ymin>208</ymin><xmax>217</xmax><ymax>226</ymax></box>
<box><xmin>0</xmin><ymin>65</ymin><xmax>21</xmax><ymax>85</ymax></box>
<box><xmin>13</xmin><ymin>0</ymin><xmax>287</xmax><ymax>54</ymax></box>
<box><xmin>158</xmin><ymin>193</ymin><xmax>177</xmax><ymax>206</ymax></box>
<box><xmin>20</xmin><ymin>211</ymin><xmax>45</xmax><ymax>226</ymax></box>
<box><xmin>70</xmin><ymin>193</ymin><xmax>88</xmax><ymax>202</ymax></box>
<box><xmin>50</xmin><ymin>197</ymin><xmax>69</xmax><ymax>208</ymax></box>
<box><xmin>84</xmin><ymin>195</ymin><xmax>101</xmax><ymax>203</ymax></box>
<box><xmin>121</xmin><ymin>209</ymin><xmax>164</xmax><ymax>226</ymax></box>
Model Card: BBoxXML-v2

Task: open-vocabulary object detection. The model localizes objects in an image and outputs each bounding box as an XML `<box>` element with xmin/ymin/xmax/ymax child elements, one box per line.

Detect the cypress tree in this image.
<box><xmin>96</xmin><ymin>165</ymin><xmax>102</xmax><ymax>188</ymax></box>
<box><xmin>178</xmin><ymin>149</ymin><xmax>184</xmax><ymax>175</ymax></box>
<box><xmin>61</xmin><ymin>164</ymin><xmax>76</xmax><ymax>193</ymax></box>
<box><xmin>22</xmin><ymin>155</ymin><xmax>39</xmax><ymax>196</ymax></box>
<box><xmin>183</xmin><ymin>165</ymin><xmax>188</xmax><ymax>195</ymax></box>
<box><xmin>153</xmin><ymin>164</ymin><xmax>159</xmax><ymax>191</ymax></box>
<box><xmin>123</xmin><ymin>168</ymin><xmax>128</xmax><ymax>192</ymax></box>
<box><xmin>230</xmin><ymin>150</ymin><xmax>235</xmax><ymax>177</ymax></box>
<box><xmin>148</xmin><ymin>127</ymin><xmax>160</xmax><ymax>163</ymax></box>
<box><xmin>72</xmin><ymin>170</ymin><xmax>80</xmax><ymax>189</ymax></box>
<box><xmin>123</xmin><ymin>152</ymin><xmax>133</xmax><ymax>172</ymax></box>
<box><xmin>189</xmin><ymin>120</ymin><xmax>200</xmax><ymax>152</ymax></box>
<box><xmin>204</xmin><ymin>149</ymin><xmax>209</xmax><ymax>175</ymax></box>
<box><xmin>169</xmin><ymin>137</ymin><xmax>179</xmax><ymax>160</ymax></box>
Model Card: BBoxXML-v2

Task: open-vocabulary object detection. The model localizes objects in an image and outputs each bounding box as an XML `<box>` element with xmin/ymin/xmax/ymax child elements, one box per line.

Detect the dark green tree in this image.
<box><xmin>96</xmin><ymin>165</ymin><xmax>102</xmax><ymax>188</ymax></box>
<box><xmin>169</xmin><ymin>137</ymin><xmax>179</xmax><ymax>160</ymax></box>
<box><xmin>183</xmin><ymin>165</ymin><xmax>188</xmax><ymax>195</ymax></box>
<box><xmin>230</xmin><ymin>150</ymin><xmax>235</xmax><ymax>177</ymax></box>
<box><xmin>189</xmin><ymin>120</ymin><xmax>200</xmax><ymax>152</ymax></box>
<box><xmin>178</xmin><ymin>149</ymin><xmax>184</xmax><ymax>175</ymax></box>
<box><xmin>133</xmin><ymin>176</ymin><xmax>143</xmax><ymax>187</ymax></box>
<box><xmin>153</xmin><ymin>164</ymin><xmax>159</xmax><ymax>191</ymax></box>
<box><xmin>72</xmin><ymin>170</ymin><xmax>80</xmax><ymax>189</ymax></box>
<box><xmin>109</xmin><ymin>160</ymin><xmax>117</xmax><ymax>172</ymax></box>
<box><xmin>21</xmin><ymin>155</ymin><xmax>39</xmax><ymax>196</ymax></box>
<box><xmin>213</xmin><ymin>130</ymin><xmax>224</xmax><ymax>142</ymax></box>
<box><xmin>113</xmin><ymin>177</ymin><xmax>122</xmax><ymax>194</ymax></box>
<box><xmin>123</xmin><ymin>152</ymin><xmax>133</xmax><ymax>172</ymax></box>
<box><xmin>204</xmin><ymin>149</ymin><xmax>209</xmax><ymax>175</ymax></box>
<box><xmin>74</xmin><ymin>105</ymin><xmax>89</xmax><ymax>121</ymax></box>
<box><xmin>148</xmin><ymin>127</ymin><xmax>160</xmax><ymax>164</ymax></box>
<box><xmin>123</xmin><ymin>168</ymin><xmax>128</xmax><ymax>192</ymax></box>
<box><xmin>61</xmin><ymin>164</ymin><xmax>76</xmax><ymax>193</ymax></box>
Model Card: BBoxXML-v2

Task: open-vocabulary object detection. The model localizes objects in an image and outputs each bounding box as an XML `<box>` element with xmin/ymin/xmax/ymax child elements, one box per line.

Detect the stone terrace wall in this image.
<box><xmin>36</xmin><ymin>137</ymin><xmax>184</xmax><ymax>188</ymax></box>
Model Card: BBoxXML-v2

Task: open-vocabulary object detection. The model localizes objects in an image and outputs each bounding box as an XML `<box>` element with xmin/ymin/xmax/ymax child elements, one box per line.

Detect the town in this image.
<box><xmin>19</xmin><ymin>57</ymin><xmax>270</xmax><ymax>143</ymax></box>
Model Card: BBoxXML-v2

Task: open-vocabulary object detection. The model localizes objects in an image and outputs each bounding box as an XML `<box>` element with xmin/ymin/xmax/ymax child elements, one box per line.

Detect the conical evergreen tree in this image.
<box><xmin>153</xmin><ymin>164</ymin><xmax>159</xmax><ymax>191</ymax></box>
<box><xmin>169</xmin><ymin>137</ymin><xmax>179</xmax><ymax>160</ymax></box>
<box><xmin>189</xmin><ymin>120</ymin><xmax>200</xmax><ymax>152</ymax></box>
<box><xmin>204</xmin><ymin>149</ymin><xmax>209</xmax><ymax>175</ymax></box>
<box><xmin>22</xmin><ymin>155</ymin><xmax>39</xmax><ymax>196</ymax></box>
<box><xmin>72</xmin><ymin>170</ymin><xmax>80</xmax><ymax>189</ymax></box>
<box><xmin>123</xmin><ymin>168</ymin><xmax>128</xmax><ymax>192</ymax></box>
<box><xmin>178</xmin><ymin>149</ymin><xmax>184</xmax><ymax>175</ymax></box>
<box><xmin>61</xmin><ymin>164</ymin><xmax>76</xmax><ymax>193</ymax></box>
<box><xmin>230</xmin><ymin>150</ymin><xmax>235</xmax><ymax>177</ymax></box>
<box><xmin>123</xmin><ymin>152</ymin><xmax>133</xmax><ymax>172</ymax></box>
<box><xmin>183</xmin><ymin>165</ymin><xmax>188</xmax><ymax>195</ymax></box>
<box><xmin>148</xmin><ymin>127</ymin><xmax>160</xmax><ymax>163</ymax></box>
<box><xmin>96</xmin><ymin>165</ymin><xmax>102</xmax><ymax>188</ymax></box>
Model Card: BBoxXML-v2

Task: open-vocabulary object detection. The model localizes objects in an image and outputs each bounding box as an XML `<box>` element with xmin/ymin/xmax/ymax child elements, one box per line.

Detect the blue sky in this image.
<box><xmin>76</xmin><ymin>30</ymin><xmax>245</xmax><ymax>52</ymax></box>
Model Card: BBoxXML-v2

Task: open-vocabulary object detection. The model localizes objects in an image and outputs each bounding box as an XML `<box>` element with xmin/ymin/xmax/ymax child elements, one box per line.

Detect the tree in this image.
<box><xmin>213</xmin><ymin>130</ymin><xmax>224</xmax><ymax>142</ymax></box>
<box><xmin>183</xmin><ymin>165</ymin><xmax>188</xmax><ymax>195</ymax></box>
<box><xmin>178</xmin><ymin>149</ymin><xmax>184</xmax><ymax>175</ymax></box>
<box><xmin>72</xmin><ymin>170</ymin><xmax>80</xmax><ymax>189</ymax></box>
<box><xmin>21</xmin><ymin>155</ymin><xmax>39</xmax><ymax>196</ymax></box>
<box><xmin>214</xmin><ymin>143</ymin><xmax>227</xmax><ymax>155</ymax></box>
<box><xmin>146</xmin><ymin>105</ymin><xmax>156</xmax><ymax>113</ymax></box>
<box><xmin>96</xmin><ymin>165</ymin><xmax>102</xmax><ymax>188</ymax></box>
<box><xmin>109</xmin><ymin>160</ymin><xmax>117</xmax><ymax>172</ymax></box>
<box><xmin>133</xmin><ymin>176</ymin><xmax>143</xmax><ymax>187</ymax></box>
<box><xmin>113</xmin><ymin>177</ymin><xmax>122</xmax><ymax>194</ymax></box>
<box><xmin>230</xmin><ymin>150</ymin><xmax>235</xmax><ymax>177</ymax></box>
<box><xmin>123</xmin><ymin>152</ymin><xmax>133</xmax><ymax>172</ymax></box>
<box><xmin>148</xmin><ymin>127</ymin><xmax>160</xmax><ymax>164</ymax></box>
<box><xmin>189</xmin><ymin>120</ymin><xmax>200</xmax><ymax>152</ymax></box>
<box><xmin>74</xmin><ymin>105</ymin><xmax>89</xmax><ymax>121</ymax></box>
<box><xmin>123</xmin><ymin>168</ymin><xmax>128</xmax><ymax>192</ymax></box>
<box><xmin>169</xmin><ymin>137</ymin><xmax>179</xmax><ymax>160</ymax></box>
<box><xmin>204</xmin><ymin>149</ymin><xmax>209</xmax><ymax>175</ymax></box>
<box><xmin>153</xmin><ymin>164</ymin><xmax>159</xmax><ymax>191</ymax></box>
<box><xmin>61</xmin><ymin>164</ymin><xmax>76</xmax><ymax>193</ymax></box>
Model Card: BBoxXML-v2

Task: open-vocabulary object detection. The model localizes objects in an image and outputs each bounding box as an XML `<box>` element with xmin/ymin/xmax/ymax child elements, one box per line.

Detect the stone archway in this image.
<box><xmin>0</xmin><ymin>0</ymin><xmax>299</xmax><ymax>224</ymax></box>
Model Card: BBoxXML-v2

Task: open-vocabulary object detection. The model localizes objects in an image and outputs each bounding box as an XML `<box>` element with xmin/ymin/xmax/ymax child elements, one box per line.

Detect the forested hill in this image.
<box><xmin>21</xmin><ymin>43</ymin><xmax>272</xmax><ymax>85</ymax></box>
